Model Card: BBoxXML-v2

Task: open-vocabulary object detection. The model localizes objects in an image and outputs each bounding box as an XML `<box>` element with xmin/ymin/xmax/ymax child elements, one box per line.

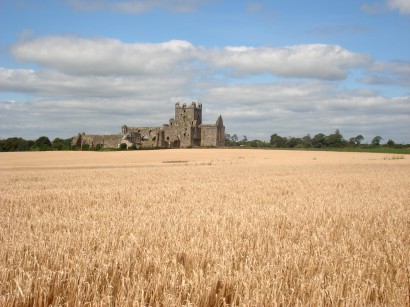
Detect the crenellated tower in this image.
<box><xmin>174</xmin><ymin>102</ymin><xmax>202</xmax><ymax>126</ymax></box>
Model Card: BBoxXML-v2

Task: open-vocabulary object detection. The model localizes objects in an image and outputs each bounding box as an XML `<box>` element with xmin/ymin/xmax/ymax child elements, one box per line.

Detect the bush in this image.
<box><xmin>94</xmin><ymin>144</ymin><xmax>103</xmax><ymax>151</ymax></box>
<box><xmin>35</xmin><ymin>136</ymin><xmax>51</xmax><ymax>151</ymax></box>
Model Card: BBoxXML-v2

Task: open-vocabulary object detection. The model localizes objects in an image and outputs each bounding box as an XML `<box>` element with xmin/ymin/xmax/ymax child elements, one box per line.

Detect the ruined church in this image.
<box><xmin>72</xmin><ymin>102</ymin><xmax>225</xmax><ymax>149</ymax></box>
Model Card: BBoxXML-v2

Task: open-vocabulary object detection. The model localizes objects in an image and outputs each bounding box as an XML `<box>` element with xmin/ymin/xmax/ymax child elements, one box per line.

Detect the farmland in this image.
<box><xmin>0</xmin><ymin>149</ymin><xmax>409</xmax><ymax>305</ymax></box>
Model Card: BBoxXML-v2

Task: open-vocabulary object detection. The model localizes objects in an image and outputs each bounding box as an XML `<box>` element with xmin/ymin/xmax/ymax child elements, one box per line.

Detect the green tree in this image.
<box><xmin>52</xmin><ymin>138</ymin><xmax>72</xmax><ymax>150</ymax></box>
<box><xmin>302</xmin><ymin>134</ymin><xmax>313</xmax><ymax>148</ymax></box>
<box><xmin>312</xmin><ymin>133</ymin><xmax>326</xmax><ymax>148</ymax></box>
<box><xmin>354</xmin><ymin>135</ymin><xmax>364</xmax><ymax>145</ymax></box>
<box><xmin>35</xmin><ymin>136</ymin><xmax>51</xmax><ymax>151</ymax></box>
<box><xmin>349</xmin><ymin>135</ymin><xmax>364</xmax><ymax>146</ymax></box>
<box><xmin>386</xmin><ymin>139</ymin><xmax>396</xmax><ymax>148</ymax></box>
<box><xmin>270</xmin><ymin>133</ymin><xmax>287</xmax><ymax>148</ymax></box>
<box><xmin>249</xmin><ymin>140</ymin><xmax>265</xmax><ymax>147</ymax></box>
<box><xmin>286</xmin><ymin>137</ymin><xmax>300</xmax><ymax>148</ymax></box>
<box><xmin>371</xmin><ymin>136</ymin><xmax>383</xmax><ymax>146</ymax></box>
<box><xmin>325</xmin><ymin>129</ymin><xmax>345</xmax><ymax>147</ymax></box>
<box><xmin>94</xmin><ymin>144</ymin><xmax>104</xmax><ymax>151</ymax></box>
<box><xmin>16</xmin><ymin>140</ymin><xmax>34</xmax><ymax>151</ymax></box>
<box><xmin>0</xmin><ymin>137</ymin><xmax>31</xmax><ymax>151</ymax></box>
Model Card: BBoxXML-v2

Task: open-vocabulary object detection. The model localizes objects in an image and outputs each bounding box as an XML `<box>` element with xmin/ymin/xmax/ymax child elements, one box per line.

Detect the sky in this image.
<box><xmin>0</xmin><ymin>0</ymin><xmax>409</xmax><ymax>144</ymax></box>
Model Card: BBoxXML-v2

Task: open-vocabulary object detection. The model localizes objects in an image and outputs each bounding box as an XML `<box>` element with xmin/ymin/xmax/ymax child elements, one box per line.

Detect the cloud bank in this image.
<box><xmin>11</xmin><ymin>36</ymin><xmax>369</xmax><ymax>80</ymax></box>
<box><xmin>1</xmin><ymin>36</ymin><xmax>409</xmax><ymax>143</ymax></box>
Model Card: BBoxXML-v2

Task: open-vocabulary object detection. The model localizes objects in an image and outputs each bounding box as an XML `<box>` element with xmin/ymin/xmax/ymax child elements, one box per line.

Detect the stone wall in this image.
<box><xmin>199</xmin><ymin>115</ymin><xmax>225</xmax><ymax>147</ymax></box>
<box><xmin>126</xmin><ymin>126</ymin><xmax>164</xmax><ymax>147</ymax></box>
<box><xmin>71</xmin><ymin>134</ymin><xmax>123</xmax><ymax>149</ymax></box>
<box><xmin>200</xmin><ymin>125</ymin><xmax>218</xmax><ymax>147</ymax></box>
<box><xmin>103</xmin><ymin>135</ymin><xmax>123</xmax><ymax>148</ymax></box>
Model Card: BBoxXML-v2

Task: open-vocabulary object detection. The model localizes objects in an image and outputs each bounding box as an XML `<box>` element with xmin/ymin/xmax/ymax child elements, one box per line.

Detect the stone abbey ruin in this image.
<box><xmin>72</xmin><ymin>102</ymin><xmax>225</xmax><ymax>149</ymax></box>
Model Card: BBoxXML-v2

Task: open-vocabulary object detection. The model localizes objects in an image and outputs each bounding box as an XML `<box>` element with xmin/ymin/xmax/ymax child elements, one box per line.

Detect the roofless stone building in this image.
<box><xmin>72</xmin><ymin>102</ymin><xmax>225</xmax><ymax>149</ymax></box>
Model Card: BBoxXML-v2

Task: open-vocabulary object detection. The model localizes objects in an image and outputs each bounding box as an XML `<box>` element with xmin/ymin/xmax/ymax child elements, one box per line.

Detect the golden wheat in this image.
<box><xmin>0</xmin><ymin>149</ymin><xmax>409</xmax><ymax>306</ymax></box>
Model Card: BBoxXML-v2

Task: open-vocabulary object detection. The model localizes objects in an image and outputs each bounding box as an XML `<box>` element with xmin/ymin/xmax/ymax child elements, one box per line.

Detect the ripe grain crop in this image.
<box><xmin>0</xmin><ymin>149</ymin><xmax>409</xmax><ymax>306</ymax></box>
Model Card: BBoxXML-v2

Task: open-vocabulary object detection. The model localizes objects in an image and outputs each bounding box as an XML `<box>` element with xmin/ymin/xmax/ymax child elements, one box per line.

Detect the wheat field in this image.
<box><xmin>0</xmin><ymin>149</ymin><xmax>409</xmax><ymax>306</ymax></box>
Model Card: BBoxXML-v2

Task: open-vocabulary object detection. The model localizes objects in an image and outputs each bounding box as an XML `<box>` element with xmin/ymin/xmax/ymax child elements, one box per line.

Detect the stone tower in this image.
<box><xmin>174</xmin><ymin>102</ymin><xmax>202</xmax><ymax>126</ymax></box>
<box><xmin>164</xmin><ymin>102</ymin><xmax>202</xmax><ymax>147</ymax></box>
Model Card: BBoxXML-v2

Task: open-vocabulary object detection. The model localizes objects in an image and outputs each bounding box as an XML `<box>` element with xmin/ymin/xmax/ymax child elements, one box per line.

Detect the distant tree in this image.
<box><xmin>286</xmin><ymin>137</ymin><xmax>300</xmax><ymax>148</ymax></box>
<box><xmin>312</xmin><ymin>133</ymin><xmax>326</xmax><ymax>148</ymax></box>
<box><xmin>295</xmin><ymin>138</ymin><xmax>304</xmax><ymax>148</ymax></box>
<box><xmin>94</xmin><ymin>144</ymin><xmax>104</xmax><ymax>151</ymax></box>
<box><xmin>224</xmin><ymin>133</ymin><xmax>239</xmax><ymax>146</ymax></box>
<box><xmin>325</xmin><ymin>129</ymin><xmax>345</xmax><ymax>147</ymax></box>
<box><xmin>52</xmin><ymin>138</ymin><xmax>72</xmax><ymax>150</ymax></box>
<box><xmin>386</xmin><ymin>139</ymin><xmax>396</xmax><ymax>148</ymax></box>
<box><xmin>302</xmin><ymin>134</ymin><xmax>313</xmax><ymax>148</ymax></box>
<box><xmin>270</xmin><ymin>133</ymin><xmax>287</xmax><ymax>148</ymax></box>
<box><xmin>35</xmin><ymin>136</ymin><xmax>51</xmax><ymax>151</ymax></box>
<box><xmin>0</xmin><ymin>137</ymin><xmax>31</xmax><ymax>152</ymax></box>
<box><xmin>242</xmin><ymin>135</ymin><xmax>248</xmax><ymax>142</ymax></box>
<box><xmin>354</xmin><ymin>135</ymin><xmax>364</xmax><ymax>145</ymax></box>
<box><xmin>371</xmin><ymin>136</ymin><xmax>383</xmax><ymax>146</ymax></box>
<box><xmin>16</xmin><ymin>139</ymin><xmax>34</xmax><ymax>151</ymax></box>
<box><xmin>249</xmin><ymin>139</ymin><xmax>265</xmax><ymax>147</ymax></box>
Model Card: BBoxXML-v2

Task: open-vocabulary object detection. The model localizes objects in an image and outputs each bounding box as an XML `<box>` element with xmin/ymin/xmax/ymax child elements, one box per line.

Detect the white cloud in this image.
<box><xmin>204</xmin><ymin>83</ymin><xmax>410</xmax><ymax>142</ymax></box>
<box><xmin>207</xmin><ymin>44</ymin><xmax>370</xmax><ymax>80</ymax></box>
<box><xmin>11</xmin><ymin>37</ymin><xmax>196</xmax><ymax>76</ymax></box>
<box><xmin>363</xmin><ymin>60</ymin><xmax>410</xmax><ymax>87</ymax></box>
<box><xmin>66</xmin><ymin>0</ymin><xmax>205</xmax><ymax>13</ymax></box>
<box><xmin>0</xmin><ymin>68</ymin><xmax>189</xmax><ymax>98</ymax></box>
<box><xmin>388</xmin><ymin>0</ymin><xmax>410</xmax><ymax>14</ymax></box>
<box><xmin>372</xmin><ymin>60</ymin><xmax>410</xmax><ymax>75</ymax></box>
<box><xmin>11</xmin><ymin>37</ymin><xmax>370</xmax><ymax>81</ymax></box>
<box><xmin>362</xmin><ymin>0</ymin><xmax>410</xmax><ymax>14</ymax></box>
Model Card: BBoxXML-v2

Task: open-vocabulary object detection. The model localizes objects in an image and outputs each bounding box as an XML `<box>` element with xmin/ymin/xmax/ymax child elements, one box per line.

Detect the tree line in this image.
<box><xmin>0</xmin><ymin>136</ymin><xmax>73</xmax><ymax>152</ymax></box>
<box><xmin>225</xmin><ymin>130</ymin><xmax>407</xmax><ymax>149</ymax></box>
<box><xmin>0</xmin><ymin>136</ymin><xmax>150</xmax><ymax>152</ymax></box>
<box><xmin>0</xmin><ymin>130</ymin><xmax>408</xmax><ymax>152</ymax></box>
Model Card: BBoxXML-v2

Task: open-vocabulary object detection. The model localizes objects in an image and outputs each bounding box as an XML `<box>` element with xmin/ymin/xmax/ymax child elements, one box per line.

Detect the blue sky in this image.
<box><xmin>0</xmin><ymin>0</ymin><xmax>409</xmax><ymax>143</ymax></box>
